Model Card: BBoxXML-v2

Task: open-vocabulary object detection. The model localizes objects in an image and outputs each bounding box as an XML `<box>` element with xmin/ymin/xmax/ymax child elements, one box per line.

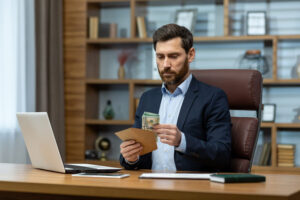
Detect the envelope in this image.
<box><xmin>115</xmin><ymin>128</ymin><xmax>157</xmax><ymax>155</ymax></box>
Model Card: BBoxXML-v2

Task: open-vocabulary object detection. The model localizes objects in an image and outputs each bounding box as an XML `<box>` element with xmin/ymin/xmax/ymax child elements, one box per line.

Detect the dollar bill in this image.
<box><xmin>142</xmin><ymin>112</ymin><xmax>159</xmax><ymax>131</ymax></box>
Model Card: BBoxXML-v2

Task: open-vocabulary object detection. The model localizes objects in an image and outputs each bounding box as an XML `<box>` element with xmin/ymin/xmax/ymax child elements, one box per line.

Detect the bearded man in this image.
<box><xmin>119</xmin><ymin>24</ymin><xmax>231</xmax><ymax>172</ymax></box>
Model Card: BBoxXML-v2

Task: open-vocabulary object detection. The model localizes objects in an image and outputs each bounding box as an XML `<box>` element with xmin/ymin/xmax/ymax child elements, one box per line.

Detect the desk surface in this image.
<box><xmin>0</xmin><ymin>163</ymin><xmax>299</xmax><ymax>200</ymax></box>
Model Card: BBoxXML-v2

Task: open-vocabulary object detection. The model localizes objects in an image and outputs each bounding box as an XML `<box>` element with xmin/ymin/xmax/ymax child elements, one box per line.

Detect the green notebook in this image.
<box><xmin>210</xmin><ymin>174</ymin><xmax>266</xmax><ymax>183</ymax></box>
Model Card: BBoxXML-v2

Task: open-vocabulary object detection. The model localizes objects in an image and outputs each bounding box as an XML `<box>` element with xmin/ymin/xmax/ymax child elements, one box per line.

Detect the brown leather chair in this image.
<box><xmin>191</xmin><ymin>69</ymin><xmax>263</xmax><ymax>173</ymax></box>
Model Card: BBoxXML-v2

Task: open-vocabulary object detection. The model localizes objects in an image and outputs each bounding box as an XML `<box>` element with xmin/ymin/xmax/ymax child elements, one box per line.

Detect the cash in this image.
<box><xmin>142</xmin><ymin>112</ymin><xmax>159</xmax><ymax>131</ymax></box>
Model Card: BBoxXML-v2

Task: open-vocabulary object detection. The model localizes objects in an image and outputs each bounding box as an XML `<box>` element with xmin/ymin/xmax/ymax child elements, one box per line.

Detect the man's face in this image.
<box><xmin>155</xmin><ymin>37</ymin><xmax>194</xmax><ymax>86</ymax></box>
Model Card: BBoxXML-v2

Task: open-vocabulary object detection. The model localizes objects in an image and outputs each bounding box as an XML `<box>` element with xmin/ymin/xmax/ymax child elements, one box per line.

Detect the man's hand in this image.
<box><xmin>120</xmin><ymin>140</ymin><xmax>143</xmax><ymax>163</ymax></box>
<box><xmin>153</xmin><ymin>124</ymin><xmax>182</xmax><ymax>147</ymax></box>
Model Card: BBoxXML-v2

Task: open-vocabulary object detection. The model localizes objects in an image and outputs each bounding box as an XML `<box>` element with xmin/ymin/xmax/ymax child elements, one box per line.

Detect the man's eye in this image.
<box><xmin>170</xmin><ymin>55</ymin><xmax>178</xmax><ymax>59</ymax></box>
<box><xmin>157</xmin><ymin>55</ymin><xmax>164</xmax><ymax>59</ymax></box>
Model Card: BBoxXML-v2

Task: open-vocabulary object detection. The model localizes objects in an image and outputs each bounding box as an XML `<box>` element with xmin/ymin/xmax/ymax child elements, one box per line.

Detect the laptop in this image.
<box><xmin>16</xmin><ymin>112</ymin><xmax>121</xmax><ymax>174</ymax></box>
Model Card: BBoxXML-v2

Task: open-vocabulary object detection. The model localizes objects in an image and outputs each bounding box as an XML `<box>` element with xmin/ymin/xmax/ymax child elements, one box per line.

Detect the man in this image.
<box><xmin>120</xmin><ymin>24</ymin><xmax>231</xmax><ymax>172</ymax></box>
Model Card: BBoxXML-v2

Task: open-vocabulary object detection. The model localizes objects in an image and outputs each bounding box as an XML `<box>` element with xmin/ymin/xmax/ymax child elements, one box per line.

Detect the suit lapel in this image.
<box><xmin>151</xmin><ymin>88</ymin><xmax>162</xmax><ymax>114</ymax></box>
<box><xmin>177</xmin><ymin>76</ymin><xmax>199</xmax><ymax>130</ymax></box>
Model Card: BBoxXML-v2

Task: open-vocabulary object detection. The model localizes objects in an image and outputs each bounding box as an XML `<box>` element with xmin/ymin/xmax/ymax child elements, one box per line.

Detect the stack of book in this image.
<box><xmin>277</xmin><ymin>144</ymin><xmax>295</xmax><ymax>167</ymax></box>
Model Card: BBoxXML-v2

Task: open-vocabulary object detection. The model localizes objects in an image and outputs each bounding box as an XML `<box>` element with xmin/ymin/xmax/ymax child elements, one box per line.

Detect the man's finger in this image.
<box><xmin>120</xmin><ymin>140</ymin><xmax>137</xmax><ymax>148</ymax></box>
<box><xmin>122</xmin><ymin>146</ymin><xmax>143</xmax><ymax>158</ymax></box>
<box><xmin>154</xmin><ymin>124</ymin><xmax>176</xmax><ymax>129</ymax></box>
<box><xmin>121</xmin><ymin>143</ymin><xmax>141</xmax><ymax>154</ymax></box>
<box><xmin>160</xmin><ymin>138</ymin><xmax>172</xmax><ymax>145</ymax></box>
<box><xmin>155</xmin><ymin>128</ymin><xmax>175</xmax><ymax>135</ymax></box>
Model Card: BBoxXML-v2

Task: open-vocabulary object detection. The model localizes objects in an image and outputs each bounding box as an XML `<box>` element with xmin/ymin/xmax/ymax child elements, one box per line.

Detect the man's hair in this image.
<box><xmin>153</xmin><ymin>24</ymin><xmax>193</xmax><ymax>53</ymax></box>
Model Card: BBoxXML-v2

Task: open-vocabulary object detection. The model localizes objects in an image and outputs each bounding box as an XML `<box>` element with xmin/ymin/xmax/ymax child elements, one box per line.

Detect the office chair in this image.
<box><xmin>191</xmin><ymin>69</ymin><xmax>263</xmax><ymax>173</ymax></box>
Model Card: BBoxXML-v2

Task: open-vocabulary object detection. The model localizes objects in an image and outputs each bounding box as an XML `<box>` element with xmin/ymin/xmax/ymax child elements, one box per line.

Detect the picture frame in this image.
<box><xmin>262</xmin><ymin>104</ymin><xmax>276</xmax><ymax>122</ymax></box>
<box><xmin>246</xmin><ymin>11</ymin><xmax>267</xmax><ymax>35</ymax></box>
<box><xmin>175</xmin><ymin>9</ymin><xmax>197</xmax><ymax>33</ymax></box>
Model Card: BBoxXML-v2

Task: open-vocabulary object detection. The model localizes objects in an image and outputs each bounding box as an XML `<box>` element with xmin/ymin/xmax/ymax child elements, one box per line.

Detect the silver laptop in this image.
<box><xmin>17</xmin><ymin>112</ymin><xmax>121</xmax><ymax>174</ymax></box>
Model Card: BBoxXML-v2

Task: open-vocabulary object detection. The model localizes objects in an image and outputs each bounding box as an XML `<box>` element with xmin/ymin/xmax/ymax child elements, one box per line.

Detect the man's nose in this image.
<box><xmin>163</xmin><ymin>57</ymin><xmax>171</xmax><ymax>68</ymax></box>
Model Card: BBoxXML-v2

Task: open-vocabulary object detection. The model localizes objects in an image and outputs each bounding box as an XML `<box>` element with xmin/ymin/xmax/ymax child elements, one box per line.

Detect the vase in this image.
<box><xmin>103</xmin><ymin>100</ymin><xmax>115</xmax><ymax>120</ymax></box>
<box><xmin>118</xmin><ymin>65</ymin><xmax>125</xmax><ymax>79</ymax></box>
<box><xmin>239</xmin><ymin>50</ymin><xmax>269</xmax><ymax>75</ymax></box>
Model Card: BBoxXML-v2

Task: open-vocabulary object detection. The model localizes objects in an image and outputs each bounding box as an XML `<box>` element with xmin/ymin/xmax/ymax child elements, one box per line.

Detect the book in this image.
<box><xmin>277</xmin><ymin>144</ymin><xmax>295</xmax><ymax>149</ymax></box>
<box><xmin>278</xmin><ymin>150</ymin><xmax>295</xmax><ymax>155</ymax></box>
<box><xmin>136</xmin><ymin>16</ymin><xmax>147</xmax><ymax>38</ymax></box>
<box><xmin>278</xmin><ymin>163</ymin><xmax>295</xmax><ymax>167</ymax></box>
<box><xmin>109</xmin><ymin>23</ymin><xmax>117</xmax><ymax>38</ymax></box>
<box><xmin>277</xmin><ymin>154</ymin><xmax>294</xmax><ymax>160</ymax></box>
<box><xmin>263</xmin><ymin>143</ymin><xmax>271</xmax><ymax>166</ymax></box>
<box><xmin>99</xmin><ymin>23</ymin><xmax>110</xmax><ymax>37</ymax></box>
<box><xmin>252</xmin><ymin>144</ymin><xmax>263</xmax><ymax>165</ymax></box>
<box><xmin>258</xmin><ymin>143</ymin><xmax>268</xmax><ymax>165</ymax></box>
<box><xmin>89</xmin><ymin>16</ymin><xmax>99</xmax><ymax>39</ymax></box>
<box><xmin>278</xmin><ymin>159</ymin><xmax>294</xmax><ymax>164</ymax></box>
<box><xmin>210</xmin><ymin>174</ymin><xmax>266</xmax><ymax>183</ymax></box>
<box><xmin>259</xmin><ymin>143</ymin><xmax>271</xmax><ymax>166</ymax></box>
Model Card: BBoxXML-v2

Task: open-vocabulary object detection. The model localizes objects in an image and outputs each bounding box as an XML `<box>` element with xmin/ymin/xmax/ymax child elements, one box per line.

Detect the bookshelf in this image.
<box><xmin>64</xmin><ymin>0</ymin><xmax>300</xmax><ymax>171</ymax></box>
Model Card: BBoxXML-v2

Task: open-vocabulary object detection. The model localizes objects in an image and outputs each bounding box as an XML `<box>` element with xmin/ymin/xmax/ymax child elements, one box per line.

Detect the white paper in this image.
<box><xmin>139</xmin><ymin>173</ymin><xmax>212</xmax><ymax>179</ymax></box>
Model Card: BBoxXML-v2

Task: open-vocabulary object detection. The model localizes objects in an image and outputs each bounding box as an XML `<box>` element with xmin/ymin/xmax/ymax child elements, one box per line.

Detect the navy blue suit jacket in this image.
<box><xmin>120</xmin><ymin>76</ymin><xmax>231</xmax><ymax>172</ymax></box>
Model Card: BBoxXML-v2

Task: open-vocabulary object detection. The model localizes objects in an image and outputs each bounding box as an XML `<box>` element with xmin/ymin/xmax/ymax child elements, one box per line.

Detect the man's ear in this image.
<box><xmin>188</xmin><ymin>47</ymin><xmax>195</xmax><ymax>63</ymax></box>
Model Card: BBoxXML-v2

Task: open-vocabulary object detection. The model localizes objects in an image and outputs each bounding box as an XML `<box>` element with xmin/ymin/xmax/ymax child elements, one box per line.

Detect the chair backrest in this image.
<box><xmin>191</xmin><ymin>69</ymin><xmax>263</xmax><ymax>173</ymax></box>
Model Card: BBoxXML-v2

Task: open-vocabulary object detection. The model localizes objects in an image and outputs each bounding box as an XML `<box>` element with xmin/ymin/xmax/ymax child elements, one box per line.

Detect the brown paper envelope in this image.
<box><xmin>115</xmin><ymin>128</ymin><xmax>157</xmax><ymax>155</ymax></box>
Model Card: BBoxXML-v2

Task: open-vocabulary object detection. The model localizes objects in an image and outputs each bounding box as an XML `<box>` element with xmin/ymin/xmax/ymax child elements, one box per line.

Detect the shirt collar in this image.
<box><xmin>161</xmin><ymin>73</ymin><xmax>192</xmax><ymax>96</ymax></box>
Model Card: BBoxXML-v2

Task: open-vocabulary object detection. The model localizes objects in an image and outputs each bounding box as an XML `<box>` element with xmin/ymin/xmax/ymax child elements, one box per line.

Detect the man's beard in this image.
<box><xmin>158</xmin><ymin>58</ymin><xmax>189</xmax><ymax>86</ymax></box>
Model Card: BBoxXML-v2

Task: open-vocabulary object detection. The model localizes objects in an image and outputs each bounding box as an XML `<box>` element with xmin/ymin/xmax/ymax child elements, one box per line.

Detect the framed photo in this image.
<box><xmin>262</xmin><ymin>104</ymin><xmax>276</xmax><ymax>122</ymax></box>
<box><xmin>175</xmin><ymin>9</ymin><xmax>197</xmax><ymax>33</ymax></box>
<box><xmin>246</xmin><ymin>11</ymin><xmax>267</xmax><ymax>35</ymax></box>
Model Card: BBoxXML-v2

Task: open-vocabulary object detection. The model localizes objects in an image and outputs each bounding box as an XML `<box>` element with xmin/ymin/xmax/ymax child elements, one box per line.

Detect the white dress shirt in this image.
<box><xmin>151</xmin><ymin>74</ymin><xmax>192</xmax><ymax>172</ymax></box>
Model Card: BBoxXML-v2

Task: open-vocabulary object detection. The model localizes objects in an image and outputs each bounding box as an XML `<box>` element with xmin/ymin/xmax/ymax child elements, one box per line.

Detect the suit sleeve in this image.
<box><xmin>184</xmin><ymin>89</ymin><xmax>231</xmax><ymax>169</ymax></box>
<box><xmin>119</xmin><ymin>92</ymin><xmax>152</xmax><ymax>170</ymax></box>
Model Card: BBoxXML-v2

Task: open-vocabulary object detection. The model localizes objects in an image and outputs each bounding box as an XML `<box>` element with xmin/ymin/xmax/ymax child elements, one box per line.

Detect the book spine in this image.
<box><xmin>224</xmin><ymin>177</ymin><xmax>266</xmax><ymax>183</ymax></box>
<box><xmin>136</xmin><ymin>16</ymin><xmax>147</xmax><ymax>38</ymax></box>
<box><xmin>89</xmin><ymin>17</ymin><xmax>99</xmax><ymax>39</ymax></box>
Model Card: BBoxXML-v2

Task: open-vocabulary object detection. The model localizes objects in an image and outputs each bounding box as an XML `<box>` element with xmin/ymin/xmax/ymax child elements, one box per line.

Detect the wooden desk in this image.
<box><xmin>0</xmin><ymin>163</ymin><xmax>299</xmax><ymax>200</ymax></box>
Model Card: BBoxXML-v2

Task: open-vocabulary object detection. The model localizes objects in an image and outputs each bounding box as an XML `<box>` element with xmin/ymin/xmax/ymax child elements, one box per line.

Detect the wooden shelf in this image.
<box><xmin>261</xmin><ymin>122</ymin><xmax>275</xmax><ymax>128</ymax></box>
<box><xmin>86</xmin><ymin>35</ymin><xmax>282</xmax><ymax>44</ymax></box>
<box><xmin>194</xmin><ymin>35</ymin><xmax>275</xmax><ymax>42</ymax></box>
<box><xmin>86</xmin><ymin>79</ymin><xmax>162</xmax><ymax>85</ymax></box>
<box><xmin>87</xmin><ymin>0</ymin><xmax>130</xmax><ymax>4</ymax></box>
<box><xmin>277</xmin><ymin>35</ymin><xmax>300</xmax><ymax>40</ymax></box>
<box><xmin>86</xmin><ymin>78</ymin><xmax>300</xmax><ymax>86</ymax></box>
<box><xmin>86</xmin><ymin>35</ymin><xmax>300</xmax><ymax>45</ymax></box>
<box><xmin>86</xmin><ymin>38</ymin><xmax>152</xmax><ymax>44</ymax></box>
<box><xmin>131</xmin><ymin>79</ymin><xmax>162</xmax><ymax>85</ymax></box>
<box><xmin>275</xmin><ymin>123</ymin><xmax>300</xmax><ymax>129</ymax></box>
<box><xmin>86</xmin><ymin>79</ymin><xmax>130</xmax><ymax>85</ymax></box>
<box><xmin>261</xmin><ymin>123</ymin><xmax>300</xmax><ymax>129</ymax></box>
<box><xmin>252</xmin><ymin>165</ymin><xmax>300</xmax><ymax>172</ymax></box>
<box><xmin>263</xmin><ymin>79</ymin><xmax>300</xmax><ymax>86</ymax></box>
<box><xmin>85</xmin><ymin>119</ymin><xmax>134</xmax><ymax>125</ymax></box>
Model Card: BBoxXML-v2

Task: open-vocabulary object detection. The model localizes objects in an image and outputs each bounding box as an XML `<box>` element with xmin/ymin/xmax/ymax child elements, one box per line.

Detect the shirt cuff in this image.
<box><xmin>124</xmin><ymin>156</ymin><xmax>140</xmax><ymax>165</ymax></box>
<box><xmin>175</xmin><ymin>132</ymin><xmax>186</xmax><ymax>153</ymax></box>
